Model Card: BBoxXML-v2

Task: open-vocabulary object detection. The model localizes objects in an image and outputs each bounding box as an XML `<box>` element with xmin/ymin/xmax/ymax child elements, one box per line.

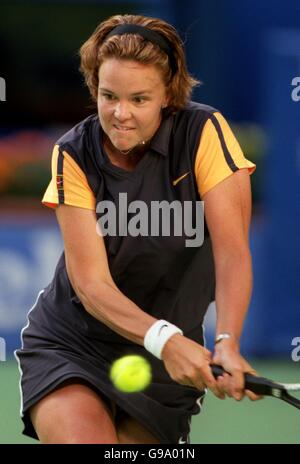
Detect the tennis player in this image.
<box><xmin>15</xmin><ymin>14</ymin><xmax>260</xmax><ymax>444</ymax></box>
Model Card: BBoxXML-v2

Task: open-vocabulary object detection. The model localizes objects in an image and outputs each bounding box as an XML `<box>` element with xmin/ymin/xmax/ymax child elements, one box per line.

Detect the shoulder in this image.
<box><xmin>185</xmin><ymin>101</ymin><xmax>220</xmax><ymax>116</ymax></box>
<box><xmin>55</xmin><ymin>114</ymin><xmax>99</xmax><ymax>150</ymax></box>
<box><xmin>53</xmin><ymin>114</ymin><xmax>100</xmax><ymax>170</ymax></box>
<box><xmin>170</xmin><ymin>101</ymin><xmax>221</xmax><ymax>146</ymax></box>
<box><xmin>172</xmin><ymin>101</ymin><xmax>220</xmax><ymax>133</ymax></box>
<box><xmin>175</xmin><ymin>101</ymin><xmax>219</xmax><ymax>121</ymax></box>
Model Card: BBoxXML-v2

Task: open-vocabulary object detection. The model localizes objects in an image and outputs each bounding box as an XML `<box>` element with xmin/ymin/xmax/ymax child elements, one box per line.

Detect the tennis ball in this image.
<box><xmin>110</xmin><ymin>355</ymin><xmax>152</xmax><ymax>393</ymax></box>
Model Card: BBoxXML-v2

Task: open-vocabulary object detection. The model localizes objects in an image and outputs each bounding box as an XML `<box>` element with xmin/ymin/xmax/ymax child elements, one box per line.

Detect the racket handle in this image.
<box><xmin>211</xmin><ymin>364</ymin><xmax>275</xmax><ymax>396</ymax></box>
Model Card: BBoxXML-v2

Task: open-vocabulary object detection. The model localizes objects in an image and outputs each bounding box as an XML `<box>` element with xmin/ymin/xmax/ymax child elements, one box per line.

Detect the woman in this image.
<box><xmin>15</xmin><ymin>14</ymin><xmax>260</xmax><ymax>444</ymax></box>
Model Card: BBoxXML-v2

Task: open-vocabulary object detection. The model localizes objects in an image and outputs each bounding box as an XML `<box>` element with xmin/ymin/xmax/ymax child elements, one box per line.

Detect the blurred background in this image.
<box><xmin>0</xmin><ymin>0</ymin><xmax>299</xmax><ymax>444</ymax></box>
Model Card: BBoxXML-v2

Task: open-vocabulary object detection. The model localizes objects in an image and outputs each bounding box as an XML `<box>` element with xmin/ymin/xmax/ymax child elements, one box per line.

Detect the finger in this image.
<box><xmin>179</xmin><ymin>368</ymin><xmax>206</xmax><ymax>390</ymax></box>
<box><xmin>245</xmin><ymin>390</ymin><xmax>263</xmax><ymax>401</ymax></box>
<box><xmin>203</xmin><ymin>347</ymin><xmax>213</xmax><ymax>360</ymax></box>
<box><xmin>242</xmin><ymin>368</ymin><xmax>262</xmax><ymax>400</ymax></box>
<box><xmin>215</xmin><ymin>375</ymin><xmax>226</xmax><ymax>399</ymax></box>
<box><xmin>219</xmin><ymin>373</ymin><xmax>233</xmax><ymax>398</ymax></box>
<box><xmin>229</xmin><ymin>370</ymin><xmax>245</xmax><ymax>400</ymax></box>
<box><xmin>201</xmin><ymin>367</ymin><xmax>225</xmax><ymax>399</ymax></box>
<box><xmin>182</xmin><ymin>379</ymin><xmax>198</xmax><ymax>388</ymax></box>
<box><xmin>190</xmin><ymin>377</ymin><xmax>206</xmax><ymax>390</ymax></box>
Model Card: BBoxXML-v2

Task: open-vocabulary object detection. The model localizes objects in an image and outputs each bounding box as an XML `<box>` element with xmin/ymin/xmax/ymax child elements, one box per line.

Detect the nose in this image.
<box><xmin>113</xmin><ymin>101</ymin><xmax>132</xmax><ymax>121</ymax></box>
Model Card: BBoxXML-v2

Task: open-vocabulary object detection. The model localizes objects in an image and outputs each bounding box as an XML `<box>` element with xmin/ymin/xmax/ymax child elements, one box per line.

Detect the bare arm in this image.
<box><xmin>203</xmin><ymin>168</ymin><xmax>260</xmax><ymax>401</ymax></box>
<box><xmin>56</xmin><ymin>204</ymin><xmax>156</xmax><ymax>345</ymax></box>
<box><xmin>203</xmin><ymin>168</ymin><xmax>253</xmax><ymax>341</ymax></box>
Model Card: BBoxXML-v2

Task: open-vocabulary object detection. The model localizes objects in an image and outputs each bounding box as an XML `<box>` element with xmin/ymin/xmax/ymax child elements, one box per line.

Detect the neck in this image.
<box><xmin>119</xmin><ymin>141</ymin><xmax>146</xmax><ymax>155</ymax></box>
<box><xmin>104</xmin><ymin>134</ymin><xmax>150</xmax><ymax>158</ymax></box>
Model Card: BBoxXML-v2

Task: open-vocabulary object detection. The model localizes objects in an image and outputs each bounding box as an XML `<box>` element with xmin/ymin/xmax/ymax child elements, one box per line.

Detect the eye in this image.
<box><xmin>132</xmin><ymin>96</ymin><xmax>146</xmax><ymax>104</ymax></box>
<box><xmin>101</xmin><ymin>92</ymin><xmax>116</xmax><ymax>101</ymax></box>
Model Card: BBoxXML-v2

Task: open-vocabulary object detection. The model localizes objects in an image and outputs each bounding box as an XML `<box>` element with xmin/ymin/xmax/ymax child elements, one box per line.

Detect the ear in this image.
<box><xmin>162</xmin><ymin>96</ymin><xmax>170</xmax><ymax>109</ymax></box>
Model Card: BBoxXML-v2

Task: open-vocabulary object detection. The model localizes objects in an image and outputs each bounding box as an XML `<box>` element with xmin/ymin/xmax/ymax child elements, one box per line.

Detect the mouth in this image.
<box><xmin>113</xmin><ymin>124</ymin><xmax>135</xmax><ymax>132</ymax></box>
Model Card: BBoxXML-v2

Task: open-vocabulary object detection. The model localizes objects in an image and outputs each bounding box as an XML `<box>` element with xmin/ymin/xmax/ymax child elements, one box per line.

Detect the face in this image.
<box><xmin>97</xmin><ymin>58</ymin><xmax>168</xmax><ymax>152</ymax></box>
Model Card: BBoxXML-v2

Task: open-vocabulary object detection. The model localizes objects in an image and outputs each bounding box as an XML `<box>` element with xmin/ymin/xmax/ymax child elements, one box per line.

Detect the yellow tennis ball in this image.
<box><xmin>110</xmin><ymin>355</ymin><xmax>152</xmax><ymax>393</ymax></box>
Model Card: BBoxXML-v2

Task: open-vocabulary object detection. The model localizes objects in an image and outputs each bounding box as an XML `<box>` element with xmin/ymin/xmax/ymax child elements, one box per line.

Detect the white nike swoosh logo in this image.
<box><xmin>178</xmin><ymin>436</ymin><xmax>187</xmax><ymax>444</ymax></box>
<box><xmin>158</xmin><ymin>324</ymin><xmax>168</xmax><ymax>335</ymax></box>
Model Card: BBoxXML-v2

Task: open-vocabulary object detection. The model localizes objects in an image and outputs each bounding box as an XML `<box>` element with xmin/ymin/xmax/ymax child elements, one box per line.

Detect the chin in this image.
<box><xmin>112</xmin><ymin>138</ymin><xmax>137</xmax><ymax>151</ymax></box>
<box><xmin>114</xmin><ymin>142</ymin><xmax>133</xmax><ymax>151</ymax></box>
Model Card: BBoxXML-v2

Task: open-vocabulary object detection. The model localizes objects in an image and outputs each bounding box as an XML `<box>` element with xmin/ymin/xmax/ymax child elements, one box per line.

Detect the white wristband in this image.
<box><xmin>144</xmin><ymin>319</ymin><xmax>183</xmax><ymax>360</ymax></box>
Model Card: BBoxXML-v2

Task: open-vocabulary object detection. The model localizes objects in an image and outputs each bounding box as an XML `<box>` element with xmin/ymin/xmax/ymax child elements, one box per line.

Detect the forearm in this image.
<box><xmin>215</xmin><ymin>248</ymin><xmax>253</xmax><ymax>341</ymax></box>
<box><xmin>75</xmin><ymin>280</ymin><xmax>157</xmax><ymax>345</ymax></box>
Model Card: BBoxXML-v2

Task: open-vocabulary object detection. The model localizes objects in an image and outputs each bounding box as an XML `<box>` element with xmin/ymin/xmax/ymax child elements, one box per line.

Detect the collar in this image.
<box><xmin>94</xmin><ymin>114</ymin><xmax>173</xmax><ymax>158</ymax></box>
<box><xmin>149</xmin><ymin>115</ymin><xmax>173</xmax><ymax>157</ymax></box>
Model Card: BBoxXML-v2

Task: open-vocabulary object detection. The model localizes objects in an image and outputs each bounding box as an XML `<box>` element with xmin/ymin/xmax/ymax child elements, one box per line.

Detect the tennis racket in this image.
<box><xmin>211</xmin><ymin>364</ymin><xmax>300</xmax><ymax>410</ymax></box>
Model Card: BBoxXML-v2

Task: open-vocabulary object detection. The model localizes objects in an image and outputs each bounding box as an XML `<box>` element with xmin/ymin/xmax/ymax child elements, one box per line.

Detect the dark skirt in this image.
<box><xmin>14</xmin><ymin>290</ymin><xmax>206</xmax><ymax>444</ymax></box>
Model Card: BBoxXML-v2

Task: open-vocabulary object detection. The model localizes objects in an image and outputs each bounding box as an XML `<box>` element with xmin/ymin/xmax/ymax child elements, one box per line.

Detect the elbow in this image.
<box><xmin>214</xmin><ymin>245</ymin><xmax>253</xmax><ymax>273</ymax></box>
<box><xmin>214</xmin><ymin>248</ymin><xmax>253</xmax><ymax>294</ymax></box>
<box><xmin>74</xmin><ymin>277</ymin><xmax>116</xmax><ymax>310</ymax></box>
<box><xmin>66</xmin><ymin>265</ymin><xmax>117</xmax><ymax>306</ymax></box>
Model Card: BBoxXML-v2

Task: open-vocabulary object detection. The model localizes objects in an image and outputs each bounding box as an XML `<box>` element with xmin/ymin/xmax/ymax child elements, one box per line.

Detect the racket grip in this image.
<box><xmin>211</xmin><ymin>364</ymin><xmax>271</xmax><ymax>395</ymax></box>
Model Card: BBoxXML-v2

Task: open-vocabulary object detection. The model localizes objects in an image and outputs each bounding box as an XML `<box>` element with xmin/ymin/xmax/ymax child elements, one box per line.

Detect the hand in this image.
<box><xmin>212</xmin><ymin>338</ymin><xmax>262</xmax><ymax>401</ymax></box>
<box><xmin>161</xmin><ymin>334</ymin><xmax>225</xmax><ymax>399</ymax></box>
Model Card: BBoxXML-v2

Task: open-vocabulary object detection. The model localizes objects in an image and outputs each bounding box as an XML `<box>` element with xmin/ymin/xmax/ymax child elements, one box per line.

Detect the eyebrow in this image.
<box><xmin>99</xmin><ymin>87</ymin><xmax>153</xmax><ymax>95</ymax></box>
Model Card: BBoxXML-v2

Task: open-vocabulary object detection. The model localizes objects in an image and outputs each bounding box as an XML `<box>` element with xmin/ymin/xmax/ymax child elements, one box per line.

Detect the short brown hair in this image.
<box><xmin>79</xmin><ymin>14</ymin><xmax>200</xmax><ymax>115</ymax></box>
